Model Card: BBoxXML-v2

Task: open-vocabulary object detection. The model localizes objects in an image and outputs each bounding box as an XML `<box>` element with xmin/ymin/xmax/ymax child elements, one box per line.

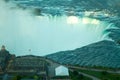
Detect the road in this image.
<box><xmin>78</xmin><ymin>71</ymin><xmax>100</xmax><ymax>80</ymax></box>
<box><xmin>66</xmin><ymin>65</ymin><xmax>120</xmax><ymax>74</ymax></box>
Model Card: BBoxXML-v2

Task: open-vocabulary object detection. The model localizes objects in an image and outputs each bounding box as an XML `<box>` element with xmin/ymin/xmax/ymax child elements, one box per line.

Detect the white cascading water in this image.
<box><xmin>0</xmin><ymin>1</ymin><xmax>110</xmax><ymax>56</ymax></box>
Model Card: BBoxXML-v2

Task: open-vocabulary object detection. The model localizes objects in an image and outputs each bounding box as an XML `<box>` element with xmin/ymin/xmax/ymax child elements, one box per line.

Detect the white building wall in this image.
<box><xmin>55</xmin><ymin>66</ymin><xmax>69</xmax><ymax>76</ymax></box>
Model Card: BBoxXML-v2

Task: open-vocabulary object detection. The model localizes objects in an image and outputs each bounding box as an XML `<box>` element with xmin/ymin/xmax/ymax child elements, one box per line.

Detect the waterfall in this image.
<box><xmin>0</xmin><ymin>0</ymin><xmax>111</xmax><ymax>56</ymax></box>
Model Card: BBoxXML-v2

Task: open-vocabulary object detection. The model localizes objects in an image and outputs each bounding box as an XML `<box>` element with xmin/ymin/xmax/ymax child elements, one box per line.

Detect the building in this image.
<box><xmin>55</xmin><ymin>66</ymin><xmax>69</xmax><ymax>76</ymax></box>
<box><xmin>50</xmin><ymin>65</ymin><xmax>70</xmax><ymax>80</ymax></box>
<box><xmin>7</xmin><ymin>55</ymin><xmax>49</xmax><ymax>80</ymax></box>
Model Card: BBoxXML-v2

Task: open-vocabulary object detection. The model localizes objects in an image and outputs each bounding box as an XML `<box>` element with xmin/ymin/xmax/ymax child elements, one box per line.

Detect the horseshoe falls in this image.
<box><xmin>0</xmin><ymin>0</ymin><xmax>117</xmax><ymax>56</ymax></box>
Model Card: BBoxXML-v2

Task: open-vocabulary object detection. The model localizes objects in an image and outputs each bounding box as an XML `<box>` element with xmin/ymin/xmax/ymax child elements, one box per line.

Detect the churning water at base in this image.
<box><xmin>0</xmin><ymin>15</ymin><xmax>109</xmax><ymax>56</ymax></box>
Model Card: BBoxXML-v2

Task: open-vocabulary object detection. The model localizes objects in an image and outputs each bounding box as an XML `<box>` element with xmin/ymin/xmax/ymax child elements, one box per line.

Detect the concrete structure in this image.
<box><xmin>45</xmin><ymin>58</ymin><xmax>61</xmax><ymax>78</ymax></box>
<box><xmin>7</xmin><ymin>55</ymin><xmax>48</xmax><ymax>80</ymax></box>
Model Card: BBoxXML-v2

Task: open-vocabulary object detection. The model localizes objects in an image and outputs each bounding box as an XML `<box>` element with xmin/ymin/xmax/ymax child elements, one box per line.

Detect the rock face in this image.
<box><xmin>0</xmin><ymin>45</ymin><xmax>11</xmax><ymax>71</ymax></box>
<box><xmin>46</xmin><ymin>40</ymin><xmax>120</xmax><ymax>68</ymax></box>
